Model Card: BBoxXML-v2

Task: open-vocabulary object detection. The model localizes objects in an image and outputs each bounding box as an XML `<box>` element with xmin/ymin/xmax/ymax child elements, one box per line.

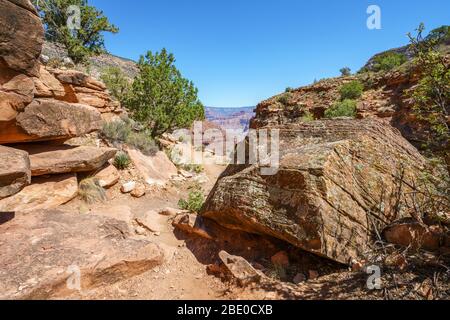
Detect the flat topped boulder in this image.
<box><xmin>18</xmin><ymin>145</ymin><xmax>117</xmax><ymax>176</ymax></box>
<box><xmin>0</xmin><ymin>173</ymin><xmax>77</xmax><ymax>213</ymax></box>
<box><xmin>127</xmin><ymin>148</ymin><xmax>178</xmax><ymax>186</ymax></box>
<box><xmin>0</xmin><ymin>99</ymin><xmax>103</xmax><ymax>144</ymax></box>
<box><xmin>202</xmin><ymin>119</ymin><xmax>426</xmax><ymax>264</ymax></box>
<box><xmin>0</xmin><ymin>145</ymin><xmax>30</xmax><ymax>199</ymax></box>
<box><xmin>0</xmin><ymin>209</ymin><xmax>164</xmax><ymax>299</ymax></box>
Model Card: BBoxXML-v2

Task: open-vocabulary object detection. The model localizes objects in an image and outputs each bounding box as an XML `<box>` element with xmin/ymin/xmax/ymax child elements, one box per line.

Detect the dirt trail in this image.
<box><xmin>59</xmin><ymin>163</ymin><xmax>232</xmax><ymax>300</ymax></box>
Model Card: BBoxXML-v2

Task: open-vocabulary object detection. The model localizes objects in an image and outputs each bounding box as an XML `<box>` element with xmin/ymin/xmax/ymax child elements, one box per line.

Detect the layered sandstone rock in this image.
<box><xmin>202</xmin><ymin>120</ymin><xmax>426</xmax><ymax>264</ymax></box>
<box><xmin>0</xmin><ymin>174</ymin><xmax>78</xmax><ymax>213</ymax></box>
<box><xmin>0</xmin><ymin>145</ymin><xmax>30</xmax><ymax>199</ymax></box>
<box><xmin>0</xmin><ymin>209</ymin><xmax>164</xmax><ymax>299</ymax></box>
<box><xmin>0</xmin><ymin>0</ymin><xmax>44</xmax><ymax>76</ymax></box>
<box><xmin>20</xmin><ymin>145</ymin><xmax>117</xmax><ymax>176</ymax></box>
<box><xmin>1</xmin><ymin>99</ymin><xmax>103</xmax><ymax>144</ymax></box>
<box><xmin>0</xmin><ymin>1</ymin><xmax>124</xmax><ymax>146</ymax></box>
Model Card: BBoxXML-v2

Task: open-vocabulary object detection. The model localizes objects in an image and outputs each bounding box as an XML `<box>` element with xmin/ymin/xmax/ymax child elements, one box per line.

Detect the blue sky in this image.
<box><xmin>91</xmin><ymin>0</ymin><xmax>450</xmax><ymax>107</ymax></box>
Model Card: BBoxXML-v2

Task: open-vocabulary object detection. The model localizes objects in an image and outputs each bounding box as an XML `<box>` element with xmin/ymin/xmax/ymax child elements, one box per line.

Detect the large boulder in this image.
<box><xmin>0</xmin><ymin>0</ymin><xmax>44</xmax><ymax>76</ymax></box>
<box><xmin>0</xmin><ymin>145</ymin><xmax>30</xmax><ymax>199</ymax></box>
<box><xmin>127</xmin><ymin>148</ymin><xmax>178</xmax><ymax>186</ymax></box>
<box><xmin>0</xmin><ymin>99</ymin><xmax>103</xmax><ymax>144</ymax></box>
<box><xmin>19</xmin><ymin>145</ymin><xmax>117</xmax><ymax>176</ymax></box>
<box><xmin>0</xmin><ymin>174</ymin><xmax>78</xmax><ymax>213</ymax></box>
<box><xmin>0</xmin><ymin>209</ymin><xmax>164</xmax><ymax>299</ymax></box>
<box><xmin>202</xmin><ymin>119</ymin><xmax>426</xmax><ymax>264</ymax></box>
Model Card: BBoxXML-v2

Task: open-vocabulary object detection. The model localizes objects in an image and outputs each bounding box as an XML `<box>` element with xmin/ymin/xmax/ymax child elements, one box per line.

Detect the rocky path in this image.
<box><xmin>57</xmin><ymin>163</ymin><xmax>232</xmax><ymax>300</ymax></box>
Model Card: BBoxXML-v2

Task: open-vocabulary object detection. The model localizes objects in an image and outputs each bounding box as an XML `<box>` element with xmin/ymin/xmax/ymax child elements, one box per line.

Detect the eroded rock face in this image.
<box><xmin>0</xmin><ymin>99</ymin><xmax>103</xmax><ymax>144</ymax></box>
<box><xmin>0</xmin><ymin>209</ymin><xmax>164</xmax><ymax>299</ymax></box>
<box><xmin>202</xmin><ymin>120</ymin><xmax>426</xmax><ymax>264</ymax></box>
<box><xmin>0</xmin><ymin>145</ymin><xmax>30</xmax><ymax>199</ymax></box>
<box><xmin>0</xmin><ymin>73</ymin><xmax>35</xmax><ymax>122</ymax></box>
<box><xmin>20</xmin><ymin>145</ymin><xmax>117</xmax><ymax>176</ymax></box>
<box><xmin>0</xmin><ymin>0</ymin><xmax>44</xmax><ymax>76</ymax></box>
<box><xmin>0</xmin><ymin>174</ymin><xmax>78</xmax><ymax>213</ymax></box>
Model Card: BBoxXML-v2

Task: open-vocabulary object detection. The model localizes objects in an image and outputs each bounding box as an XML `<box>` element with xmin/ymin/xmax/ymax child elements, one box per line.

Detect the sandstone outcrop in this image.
<box><xmin>0</xmin><ymin>209</ymin><xmax>164</xmax><ymax>299</ymax></box>
<box><xmin>127</xmin><ymin>148</ymin><xmax>178</xmax><ymax>186</ymax></box>
<box><xmin>0</xmin><ymin>145</ymin><xmax>30</xmax><ymax>199</ymax></box>
<box><xmin>202</xmin><ymin>119</ymin><xmax>426</xmax><ymax>264</ymax></box>
<box><xmin>0</xmin><ymin>174</ymin><xmax>78</xmax><ymax>213</ymax></box>
<box><xmin>250</xmin><ymin>62</ymin><xmax>450</xmax><ymax>153</ymax></box>
<box><xmin>20</xmin><ymin>145</ymin><xmax>117</xmax><ymax>176</ymax></box>
<box><xmin>0</xmin><ymin>0</ymin><xmax>44</xmax><ymax>76</ymax></box>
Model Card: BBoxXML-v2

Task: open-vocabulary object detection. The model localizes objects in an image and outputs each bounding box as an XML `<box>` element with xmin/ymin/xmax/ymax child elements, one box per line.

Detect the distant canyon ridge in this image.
<box><xmin>204</xmin><ymin>106</ymin><xmax>255</xmax><ymax>133</ymax></box>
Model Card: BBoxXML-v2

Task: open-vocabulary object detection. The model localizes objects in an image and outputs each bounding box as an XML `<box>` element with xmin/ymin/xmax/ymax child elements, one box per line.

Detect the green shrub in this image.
<box><xmin>126</xmin><ymin>49</ymin><xmax>205</xmax><ymax>139</ymax></box>
<box><xmin>32</xmin><ymin>0</ymin><xmax>118</xmax><ymax>64</ymax></box>
<box><xmin>285</xmin><ymin>87</ymin><xmax>294</xmax><ymax>93</ymax></box>
<box><xmin>100</xmin><ymin>67</ymin><xmax>130</xmax><ymax>104</ymax></box>
<box><xmin>101</xmin><ymin>120</ymin><xmax>132</xmax><ymax>142</ymax></box>
<box><xmin>113</xmin><ymin>152</ymin><xmax>131</xmax><ymax>170</ymax></box>
<box><xmin>78</xmin><ymin>178</ymin><xmax>106</xmax><ymax>204</ymax></box>
<box><xmin>182</xmin><ymin>163</ymin><xmax>204</xmax><ymax>174</ymax></box>
<box><xmin>340</xmin><ymin>67</ymin><xmax>352</xmax><ymax>76</ymax></box>
<box><xmin>301</xmin><ymin>111</ymin><xmax>315</xmax><ymax>122</ymax></box>
<box><xmin>339</xmin><ymin>80</ymin><xmax>364</xmax><ymax>100</ymax></box>
<box><xmin>372</xmin><ymin>52</ymin><xmax>408</xmax><ymax>72</ymax></box>
<box><xmin>126</xmin><ymin>131</ymin><xmax>158</xmax><ymax>156</ymax></box>
<box><xmin>277</xmin><ymin>92</ymin><xmax>292</xmax><ymax>105</ymax></box>
<box><xmin>178</xmin><ymin>189</ymin><xmax>204</xmax><ymax>213</ymax></box>
<box><xmin>101</xmin><ymin>119</ymin><xmax>159</xmax><ymax>155</ymax></box>
<box><xmin>325</xmin><ymin>99</ymin><xmax>357</xmax><ymax>119</ymax></box>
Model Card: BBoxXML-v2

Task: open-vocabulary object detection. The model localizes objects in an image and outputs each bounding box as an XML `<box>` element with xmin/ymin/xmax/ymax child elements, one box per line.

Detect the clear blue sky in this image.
<box><xmin>91</xmin><ymin>0</ymin><xmax>449</xmax><ymax>107</ymax></box>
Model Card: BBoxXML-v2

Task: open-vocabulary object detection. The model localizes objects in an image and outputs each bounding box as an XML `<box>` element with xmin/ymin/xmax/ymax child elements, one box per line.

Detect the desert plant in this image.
<box><xmin>407</xmin><ymin>23</ymin><xmax>449</xmax><ymax>162</ymax></box>
<box><xmin>301</xmin><ymin>111</ymin><xmax>315</xmax><ymax>122</ymax></box>
<box><xmin>126</xmin><ymin>131</ymin><xmax>159</xmax><ymax>156</ymax></box>
<box><xmin>32</xmin><ymin>0</ymin><xmax>119</xmax><ymax>64</ymax></box>
<box><xmin>340</xmin><ymin>67</ymin><xmax>352</xmax><ymax>76</ymax></box>
<box><xmin>325</xmin><ymin>99</ymin><xmax>357</xmax><ymax>119</ymax></box>
<box><xmin>277</xmin><ymin>92</ymin><xmax>292</xmax><ymax>105</ymax></box>
<box><xmin>285</xmin><ymin>87</ymin><xmax>294</xmax><ymax>93</ymax></box>
<box><xmin>126</xmin><ymin>49</ymin><xmax>205</xmax><ymax>138</ymax></box>
<box><xmin>113</xmin><ymin>151</ymin><xmax>131</xmax><ymax>170</ymax></box>
<box><xmin>372</xmin><ymin>52</ymin><xmax>408</xmax><ymax>72</ymax></box>
<box><xmin>178</xmin><ymin>189</ymin><xmax>204</xmax><ymax>213</ymax></box>
<box><xmin>339</xmin><ymin>80</ymin><xmax>364</xmax><ymax>100</ymax></box>
<box><xmin>101</xmin><ymin>119</ymin><xmax>132</xmax><ymax>143</ymax></box>
<box><xmin>78</xmin><ymin>177</ymin><xmax>106</xmax><ymax>204</ymax></box>
<box><xmin>182</xmin><ymin>163</ymin><xmax>204</xmax><ymax>174</ymax></box>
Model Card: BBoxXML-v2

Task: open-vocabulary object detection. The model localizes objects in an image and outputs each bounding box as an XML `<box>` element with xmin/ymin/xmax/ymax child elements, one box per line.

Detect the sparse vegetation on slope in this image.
<box><xmin>32</xmin><ymin>0</ymin><xmax>119</xmax><ymax>64</ymax></box>
<box><xmin>339</xmin><ymin>80</ymin><xmax>364</xmax><ymax>100</ymax></box>
<box><xmin>178</xmin><ymin>187</ymin><xmax>205</xmax><ymax>213</ymax></box>
<box><xmin>407</xmin><ymin>23</ymin><xmax>450</xmax><ymax>162</ymax></box>
<box><xmin>324</xmin><ymin>99</ymin><xmax>357</xmax><ymax>119</ymax></box>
